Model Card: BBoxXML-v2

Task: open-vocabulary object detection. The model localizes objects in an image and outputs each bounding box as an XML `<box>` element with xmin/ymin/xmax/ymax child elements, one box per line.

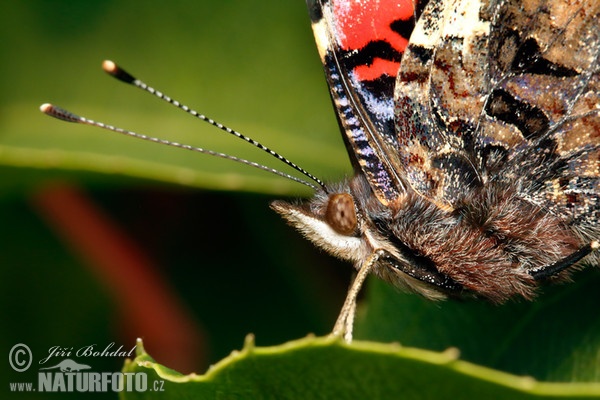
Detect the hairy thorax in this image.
<box><xmin>360</xmin><ymin>174</ymin><xmax>581</xmax><ymax>302</ymax></box>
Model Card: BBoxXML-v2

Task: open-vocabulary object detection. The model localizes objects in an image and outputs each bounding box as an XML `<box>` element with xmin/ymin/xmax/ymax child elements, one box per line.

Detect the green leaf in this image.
<box><xmin>120</xmin><ymin>337</ymin><xmax>600</xmax><ymax>400</ymax></box>
<box><xmin>356</xmin><ymin>270</ymin><xmax>600</xmax><ymax>383</ymax></box>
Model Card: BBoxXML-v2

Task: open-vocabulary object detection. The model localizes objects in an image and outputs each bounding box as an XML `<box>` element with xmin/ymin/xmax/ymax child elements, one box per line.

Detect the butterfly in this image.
<box><xmin>41</xmin><ymin>0</ymin><xmax>599</xmax><ymax>343</ymax></box>
<box><xmin>270</xmin><ymin>0</ymin><xmax>600</xmax><ymax>340</ymax></box>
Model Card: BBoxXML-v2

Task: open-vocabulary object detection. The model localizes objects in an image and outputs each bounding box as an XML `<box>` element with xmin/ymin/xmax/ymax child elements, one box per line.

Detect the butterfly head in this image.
<box><xmin>271</xmin><ymin>173</ymin><xmax>460</xmax><ymax>301</ymax></box>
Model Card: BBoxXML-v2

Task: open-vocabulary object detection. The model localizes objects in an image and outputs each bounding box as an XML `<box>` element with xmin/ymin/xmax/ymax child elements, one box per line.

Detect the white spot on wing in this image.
<box><xmin>409</xmin><ymin>0</ymin><xmax>489</xmax><ymax>48</ymax></box>
<box><xmin>311</xmin><ymin>9</ymin><xmax>333</xmax><ymax>62</ymax></box>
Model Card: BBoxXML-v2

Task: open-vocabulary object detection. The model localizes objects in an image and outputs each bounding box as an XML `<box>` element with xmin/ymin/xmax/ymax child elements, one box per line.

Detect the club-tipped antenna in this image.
<box><xmin>40</xmin><ymin>103</ymin><xmax>320</xmax><ymax>191</ymax></box>
<box><xmin>100</xmin><ymin>60</ymin><xmax>325</xmax><ymax>190</ymax></box>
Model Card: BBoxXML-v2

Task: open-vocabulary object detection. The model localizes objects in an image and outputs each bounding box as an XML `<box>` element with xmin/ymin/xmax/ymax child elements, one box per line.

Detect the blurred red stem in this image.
<box><xmin>31</xmin><ymin>182</ymin><xmax>205</xmax><ymax>373</ymax></box>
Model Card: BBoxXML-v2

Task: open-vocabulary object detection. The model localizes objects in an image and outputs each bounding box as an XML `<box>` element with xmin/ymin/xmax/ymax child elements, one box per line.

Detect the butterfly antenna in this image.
<box><xmin>39</xmin><ymin>103</ymin><xmax>320</xmax><ymax>191</ymax></box>
<box><xmin>101</xmin><ymin>60</ymin><xmax>326</xmax><ymax>190</ymax></box>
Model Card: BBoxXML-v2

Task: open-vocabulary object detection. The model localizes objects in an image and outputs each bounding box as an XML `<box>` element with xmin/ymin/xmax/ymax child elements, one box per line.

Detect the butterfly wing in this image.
<box><xmin>485</xmin><ymin>0</ymin><xmax>600</xmax><ymax>236</ymax></box>
<box><xmin>395</xmin><ymin>0</ymin><xmax>599</xmax><ymax>230</ymax></box>
<box><xmin>394</xmin><ymin>0</ymin><xmax>496</xmax><ymax>206</ymax></box>
<box><xmin>307</xmin><ymin>0</ymin><xmax>421</xmax><ymax>204</ymax></box>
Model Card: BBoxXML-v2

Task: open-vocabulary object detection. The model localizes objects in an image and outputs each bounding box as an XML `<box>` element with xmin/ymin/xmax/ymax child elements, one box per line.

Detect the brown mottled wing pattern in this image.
<box><xmin>485</xmin><ymin>0</ymin><xmax>600</xmax><ymax>237</ymax></box>
<box><xmin>395</xmin><ymin>0</ymin><xmax>495</xmax><ymax>206</ymax></box>
<box><xmin>395</xmin><ymin>0</ymin><xmax>599</xmax><ymax>237</ymax></box>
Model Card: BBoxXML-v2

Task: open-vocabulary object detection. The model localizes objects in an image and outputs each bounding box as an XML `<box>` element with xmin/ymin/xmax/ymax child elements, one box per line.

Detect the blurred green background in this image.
<box><xmin>1</xmin><ymin>1</ymin><xmax>353</xmax><ymax>398</ymax></box>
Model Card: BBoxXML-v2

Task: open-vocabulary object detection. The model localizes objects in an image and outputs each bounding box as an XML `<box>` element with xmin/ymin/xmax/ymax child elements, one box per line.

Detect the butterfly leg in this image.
<box><xmin>332</xmin><ymin>249</ymin><xmax>385</xmax><ymax>342</ymax></box>
<box><xmin>530</xmin><ymin>240</ymin><xmax>599</xmax><ymax>281</ymax></box>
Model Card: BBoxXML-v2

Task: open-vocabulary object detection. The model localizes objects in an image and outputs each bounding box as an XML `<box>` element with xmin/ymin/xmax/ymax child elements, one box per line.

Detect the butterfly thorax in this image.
<box><xmin>273</xmin><ymin>172</ymin><xmax>580</xmax><ymax>303</ymax></box>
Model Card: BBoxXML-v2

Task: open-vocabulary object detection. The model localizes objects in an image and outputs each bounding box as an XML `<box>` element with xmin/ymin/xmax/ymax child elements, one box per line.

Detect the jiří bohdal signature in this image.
<box><xmin>39</xmin><ymin>342</ymin><xmax>136</xmax><ymax>365</ymax></box>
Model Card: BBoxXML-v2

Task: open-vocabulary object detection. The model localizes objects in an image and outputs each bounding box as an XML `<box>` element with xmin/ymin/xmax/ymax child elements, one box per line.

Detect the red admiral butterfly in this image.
<box><xmin>42</xmin><ymin>0</ymin><xmax>599</xmax><ymax>342</ymax></box>
<box><xmin>273</xmin><ymin>0</ymin><xmax>600</xmax><ymax>340</ymax></box>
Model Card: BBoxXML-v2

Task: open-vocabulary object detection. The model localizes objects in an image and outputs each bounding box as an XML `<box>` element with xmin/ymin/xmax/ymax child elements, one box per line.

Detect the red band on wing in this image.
<box><xmin>334</xmin><ymin>0</ymin><xmax>413</xmax><ymax>55</ymax></box>
<box><xmin>354</xmin><ymin>58</ymin><xmax>403</xmax><ymax>81</ymax></box>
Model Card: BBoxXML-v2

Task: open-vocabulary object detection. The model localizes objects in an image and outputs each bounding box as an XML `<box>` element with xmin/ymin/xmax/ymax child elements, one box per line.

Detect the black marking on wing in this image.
<box><xmin>307</xmin><ymin>0</ymin><xmax>325</xmax><ymax>23</ymax></box>
<box><xmin>409</xmin><ymin>44</ymin><xmax>434</xmax><ymax>66</ymax></box>
<box><xmin>340</xmin><ymin>41</ymin><xmax>404</xmax><ymax>72</ymax></box>
<box><xmin>485</xmin><ymin>89</ymin><xmax>550</xmax><ymax>140</ymax></box>
<box><xmin>413</xmin><ymin>0</ymin><xmax>430</xmax><ymax>21</ymax></box>
<box><xmin>390</xmin><ymin>16</ymin><xmax>415</xmax><ymax>40</ymax></box>
<box><xmin>512</xmin><ymin>36</ymin><xmax>579</xmax><ymax>77</ymax></box>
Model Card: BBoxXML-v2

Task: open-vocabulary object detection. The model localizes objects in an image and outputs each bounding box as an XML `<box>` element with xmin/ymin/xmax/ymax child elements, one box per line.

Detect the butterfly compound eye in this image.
<box><xmin>325</xmin><ymin>193</ymin><xmax>358</xmax><ymax>235</ymax></box>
